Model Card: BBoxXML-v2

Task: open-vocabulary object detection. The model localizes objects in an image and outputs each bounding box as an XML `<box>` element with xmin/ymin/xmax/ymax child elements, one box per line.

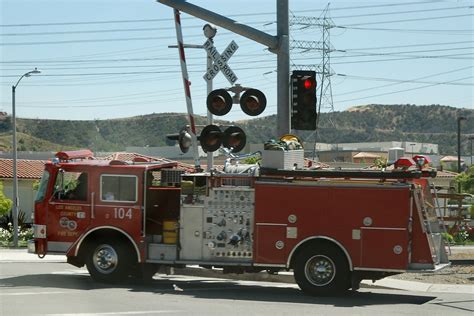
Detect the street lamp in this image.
<box><xmin>457</xmin><ymin>116</ymin><xmax>466</xmax><ymax>193</ymax></box>
<box><xmin>12</xmin><ymin>68</ymin><xmax>41</xmax><ymax>247</ymax></box>
<box><xmin>457</xmin><ymin>116</ymin><xmax>466</xmax><ymax>174</ymax></box>
<box><xmin>469</xmin><ymin>136</ymin><xmax>474</xmax><ymax>166</ymax></box>
<box><xmin>409</xmin><ymin>143</ymin><xmax>416</xmax><ymax>157</ymax></box>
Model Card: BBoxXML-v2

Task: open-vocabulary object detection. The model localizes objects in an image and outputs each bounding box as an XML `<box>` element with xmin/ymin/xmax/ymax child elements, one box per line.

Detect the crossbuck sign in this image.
<box><xmin>203</xmin><ymin>39</ymin><xmax>239</xmax><ymax>84</ymax></box>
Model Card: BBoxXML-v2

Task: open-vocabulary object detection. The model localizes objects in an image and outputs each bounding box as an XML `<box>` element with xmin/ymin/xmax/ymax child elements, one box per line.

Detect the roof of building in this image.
<box><xmin>436</xmin><ymin>170</ymin><xmax>459</xmax><ymax>178</ymax></box>
<box><xmin>440</xmin><ymin>156</ymin><xmax>464</xmax><ymax>162</ymax></box>
<box><xmin>353</xmin><ymin>152</ymin><xmax>382</xmax><ymax>159</ymax></box>
<box><xmin>0</xmin><ymin>159</ymin><xmax>46</xmax><ymax>179</ymax></box>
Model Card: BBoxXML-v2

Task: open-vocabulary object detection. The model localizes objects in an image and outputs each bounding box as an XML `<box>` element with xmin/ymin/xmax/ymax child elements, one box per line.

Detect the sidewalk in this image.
<box><xmin>1</xmin><ymin>247</ymin><xmax>472</xmax><ymax>294</ymax></box>
<box><xmin>0</xmin><ymin>248</ymin><xmax>66</xmax><ymax>263</ymax></box>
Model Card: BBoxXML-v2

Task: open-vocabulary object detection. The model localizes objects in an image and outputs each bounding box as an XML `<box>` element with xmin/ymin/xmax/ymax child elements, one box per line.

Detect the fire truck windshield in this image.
<box><xmin>35</xmin><ymin>171</ymin><xmax>50</xmax><ymax>202</ymax></box>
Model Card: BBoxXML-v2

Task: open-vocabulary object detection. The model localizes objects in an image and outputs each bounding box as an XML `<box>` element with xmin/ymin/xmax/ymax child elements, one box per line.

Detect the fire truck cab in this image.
<box><xmin>30</xmin><ymin>150</ymin><xmax>450</xmax><ymax>295</ymax></box>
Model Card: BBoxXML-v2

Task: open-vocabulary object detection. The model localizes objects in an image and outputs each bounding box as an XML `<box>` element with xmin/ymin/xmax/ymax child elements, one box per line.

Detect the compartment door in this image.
<box><xmin>360</xmin><ymin>227</ymin><xmax>409</xmax><ymax>270</ymax></box>
<box><xmin>254</xmin><ymin>224</ymin><xmax>287</xmax><ymax>265</ymax></box>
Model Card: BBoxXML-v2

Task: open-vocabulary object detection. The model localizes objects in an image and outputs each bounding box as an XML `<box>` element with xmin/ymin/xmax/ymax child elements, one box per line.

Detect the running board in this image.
<box><xmin>407</xmin><ymin>262</ymin><xmax>451</xmax><ymax>272</ymax></box>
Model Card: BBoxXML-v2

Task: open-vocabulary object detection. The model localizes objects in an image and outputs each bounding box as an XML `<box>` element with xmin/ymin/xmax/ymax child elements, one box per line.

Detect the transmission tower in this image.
<box><xmin>290</xmin><ymin>4</ymin><xmax>336</xmax><ymax>119</ymax></box>
<box><xmin>290</xmin><ymin>4</ymin><xmax>336</xmax><ymax>160</ymax></box>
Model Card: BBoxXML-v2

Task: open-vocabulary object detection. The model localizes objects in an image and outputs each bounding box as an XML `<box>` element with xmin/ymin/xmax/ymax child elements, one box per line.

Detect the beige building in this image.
<box><xmin>0</xmin><ymin>159</ymin><xmax>45</xmax><ymax>223</ymax></box>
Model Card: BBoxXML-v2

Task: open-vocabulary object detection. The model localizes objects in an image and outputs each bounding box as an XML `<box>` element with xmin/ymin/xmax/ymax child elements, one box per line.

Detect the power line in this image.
<box><xmin>0</xmin><ymin>20</ymin><xmax>271</xmax><ymax>37</ymax></box>
<box><xmin>340</xmin><ymin>41</ymin><xmax>473</xmax><ymax>51</ymax></box>
<box><xmin>338</xmin><ymin>74</ymin><xmax>473</xmax><ymax>86</ymax></box>
<box><xmin>341</xmin><ymin>26</ymin><xmax>473</xmax><ymax>34</ymax></box>
<box><xmin>329</xmin><ymin>53</ymin><xmax>473</xmax><ymax>64</ymax></box>
<box><xmin>0</xmin><ymin>1</ymin><xmax>444</xmax><ymax>28</ymax></box>
<box><xmin>342</xmin><ymin>13</ymin><xmax>474</xmax><ymax>27</ymax></box>
<box><xmin>0</xmin><ymin>51</ymin><xmax>274</xmax><ymax>64</ymax></box>
<box><xmin>335</xmin><ymin>75</ymin><xmax>473</xmax><ymax>103</ymax></box>
<box><xmin>334</xmin><ymin>66</ymin><xmax>474</xmax><ymax>97</ymax></box>
<box><xmin>329</xmin><ymin>5</ymin><xmax>472</xmax><ymax>20</ymax></box>
<box><xmin>332</xmin><ymin>47</ymin><xmax>474</xmax><ymax>59</ymax></box>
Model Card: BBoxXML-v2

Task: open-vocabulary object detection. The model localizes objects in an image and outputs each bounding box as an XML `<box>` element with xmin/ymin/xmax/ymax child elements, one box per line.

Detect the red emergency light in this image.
<box><xmin>394</xmin><ymin>157</ymin><xmax>416</xmax><ymax>170</ymax></box>
<box><xmin>412</xmin><ymin>155</ymin><xmax>431</xmax><ymax>168</ymax></box>
<box><xmin>55</xmin><ymin>150</ymin><xmax>94</xmax><ymax>161</ymax></box>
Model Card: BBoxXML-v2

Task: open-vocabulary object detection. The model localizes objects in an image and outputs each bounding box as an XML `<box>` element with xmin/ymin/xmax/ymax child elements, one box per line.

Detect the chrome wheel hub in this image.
<box><xmin>304</xmin><ymin>255</ymin><xmax>336</xmax><ymax>286</ymax></box>
<box><xmin>93</xmin><ymin>244</ymin><xmax>118</xmax><ymax>274</ymax></box>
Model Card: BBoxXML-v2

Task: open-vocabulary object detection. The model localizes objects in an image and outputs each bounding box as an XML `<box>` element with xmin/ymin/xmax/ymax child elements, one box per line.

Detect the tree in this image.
<box><xmin>455</xmin><ymin>165</ymin><xmax>474</xmax><ymax>194</ymax></box>
<box><xmin>0</xmin><ymin>181</ymin><xmax>12</xmax><ymax>217</ymax></box>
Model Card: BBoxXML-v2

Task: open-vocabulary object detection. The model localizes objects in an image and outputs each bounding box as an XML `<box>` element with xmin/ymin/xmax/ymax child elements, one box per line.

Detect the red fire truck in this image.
<box><xmin>29</xmin><ymin>149</ymin><xmax>449</xmax><ymax>295</ymax></box>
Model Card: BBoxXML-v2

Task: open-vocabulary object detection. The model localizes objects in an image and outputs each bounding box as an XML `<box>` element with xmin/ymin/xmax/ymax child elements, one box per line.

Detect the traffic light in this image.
<box><xmin>207</xmin><ymin>89</ymin><xmax>233</xmax><ymax>116</ymax></box>
<box><xmin>168</xmin><ymin>125</ymin><xmax>246</xmax><ymax>153</ymax></box>
<box><xmin>207</xmin><ymin>88</ymin><xmax>266</xmax><ymax>116</ymax></box>
<box><xmin>222</xmin><ymin>126</ymin><xmax>246</xmax><ymax>153</ymax></box>
<box><xmin>240</xmin><ymin>89</ymin><xmax>266</xmax><ymax>116</ymax></box>
<box><xmin>200</xmin><ymin>124</ymin><xmax>223</xmax><ymax>152</ymax></box>
<box><xmin>291</xmin><ymin>70</ymin><xmax>317</xmax><ymax>130</ymax></box>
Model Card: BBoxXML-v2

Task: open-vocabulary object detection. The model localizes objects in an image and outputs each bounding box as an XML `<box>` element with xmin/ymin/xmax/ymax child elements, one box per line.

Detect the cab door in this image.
<box><xmin>47</xmin><ymin>170</ymin><xmax>91</xmax><ymax>253</ymax></box>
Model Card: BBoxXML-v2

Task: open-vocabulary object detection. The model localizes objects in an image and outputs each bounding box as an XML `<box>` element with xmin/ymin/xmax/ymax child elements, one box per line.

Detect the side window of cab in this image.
<box><xmin>53</xmin><ymin>171</ymin><xmax>88</xmax><ymax>201</ymax></box>
<box><xmin>100</xmin><ymin>174</ymin><xmax>137</xmax><ymax>203</ymax></box>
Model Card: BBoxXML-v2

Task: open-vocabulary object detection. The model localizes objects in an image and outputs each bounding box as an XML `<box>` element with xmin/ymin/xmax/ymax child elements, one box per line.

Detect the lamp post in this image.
<box><xmin>12</xmin><ymin>68</ymin><xmax>41</xmax><ymax>247</ymax></box>
<box><xmin>457</xmin><ymin>116</ymin><xmax>466</xmax><ymax>193</ymax></box>
<box><xmin>457</xmin><ymin>117</ymin><xmax>466</xmax><ymax>173</ymax></box>
<box><xmin>469</xmin><ymin>136</ymin><xmax>474</xmax><ymax>166</ymax></box>
<box><xmin>410</xmin><ymin>143</ymin><xmax>416</xmax><ymax>157</ymax></box>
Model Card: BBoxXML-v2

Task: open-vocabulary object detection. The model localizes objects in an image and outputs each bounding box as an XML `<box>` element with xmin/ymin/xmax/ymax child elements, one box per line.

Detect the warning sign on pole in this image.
<box><xmin>203</xmin><ymin>39</ymin><xmax>239</xmax><ymax>84</ymax></box>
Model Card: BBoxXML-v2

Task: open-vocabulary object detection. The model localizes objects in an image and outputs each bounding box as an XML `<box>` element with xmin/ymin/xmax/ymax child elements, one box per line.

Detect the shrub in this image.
<box><xmin>0</xmin><ymin>223</ymin><xmax>33</xmax><ymax>247</ymax></box>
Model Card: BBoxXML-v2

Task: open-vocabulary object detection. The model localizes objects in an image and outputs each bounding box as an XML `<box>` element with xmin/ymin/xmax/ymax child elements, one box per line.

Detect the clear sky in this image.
<box><xmin>0</xmin><ymin>0</ymin><xmax>472</xmax><ymax>121</ymax></box>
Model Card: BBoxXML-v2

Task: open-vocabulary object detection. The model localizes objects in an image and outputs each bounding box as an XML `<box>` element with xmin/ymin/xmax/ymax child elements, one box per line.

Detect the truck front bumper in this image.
<box><xmin>27</xmin><ymin>239</ymin><xmax>36</xmax><ymax>254</ymax></box>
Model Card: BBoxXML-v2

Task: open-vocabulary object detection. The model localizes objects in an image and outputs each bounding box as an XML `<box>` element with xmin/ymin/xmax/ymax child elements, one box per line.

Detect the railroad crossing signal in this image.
<box><xmin>291</xmin><ymin>70</ymin><xmax>317</xmax><ymax>130</ymax></box>
<box><xmin>203</xmin><ymin>39</ymin><xmax>239</xmax><ymax>84</ymax></box>
<box><xmin>167</xmin><ymin>125</ymin><xmax>247</xmax><ymax>153</ymax></box>
<box><xmin>206</xmin><ymin>88</ymin><xmax>266</xmax><ymax>116</ymax></box>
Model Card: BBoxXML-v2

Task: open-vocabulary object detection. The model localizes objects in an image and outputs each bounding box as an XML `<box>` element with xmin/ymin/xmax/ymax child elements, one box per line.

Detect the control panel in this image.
<box><xmin>202</xmin><ymin>187</ymin><xmax>255</xmax><ymax>262</ymax></box>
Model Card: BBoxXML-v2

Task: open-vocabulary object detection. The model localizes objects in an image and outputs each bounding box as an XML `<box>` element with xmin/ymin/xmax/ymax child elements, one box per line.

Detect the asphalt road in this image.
<box><xmin>1</xmin><ymin>262</ymin><xmax>473</xmax><ymax>316</ymax></box>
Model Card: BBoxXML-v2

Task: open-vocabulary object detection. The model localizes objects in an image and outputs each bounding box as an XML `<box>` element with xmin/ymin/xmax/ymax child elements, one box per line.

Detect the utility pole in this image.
<box><xmin>158</xmin><ymin>0</ymin><xmax>290</xmax><ymax>136</ymax></box>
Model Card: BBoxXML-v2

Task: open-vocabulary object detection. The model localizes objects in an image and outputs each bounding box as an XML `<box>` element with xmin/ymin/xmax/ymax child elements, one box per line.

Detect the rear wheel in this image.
<box><xmin>85</xmin><ymin>240</ymin><xmax>132</xmax><ymax>283</ymax></box>
<box><xmin>294</xmin><ymin>245</ymin><xmax>350</xmax><ymax>296</ymax></box>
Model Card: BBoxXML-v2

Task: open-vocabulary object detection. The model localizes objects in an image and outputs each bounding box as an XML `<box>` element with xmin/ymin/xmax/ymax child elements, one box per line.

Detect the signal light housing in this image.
<box><xmin>223</xmin><ymin>126</ymin><xmax>246</xmax><ymax>153</ymax></box>
<box><xmin>166</xmin><ymin>127</ymin><xmax>192</xmax><ymax>153</ymax></box>
<box><xmin>200</xmin><ymin>124</ymin><xmax>223</xmax><ymax>152</ymax></box>
<box><xmin>240</xmin><ymin>88</ymin><xmax>266</xmax><ymax>116</ymax></box>
<box><xmin>207</xmin><ymin>88</ymin><xmax>267</xmax><ymax>117</ymax></box>
<box><xmin>206</xmin><ymin>89</ymin><xmax>233</xmax><ymax>116</ymax></box>
<box><xmin>291</xmin><ymin>70</ymin><xmax>317</xmax><ymax>130</ymax></box>
<box><xmin>169</xmin><ymin>125</ymin><xmax>247</xmax><ymax>153</ymax></box>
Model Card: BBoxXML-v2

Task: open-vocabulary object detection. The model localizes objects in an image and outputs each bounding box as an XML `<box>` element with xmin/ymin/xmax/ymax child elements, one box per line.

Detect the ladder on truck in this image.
<box><xmin>412</xmin><ymin>184</ymin><xmax>450</xmax><ymax>267</ymax></box>
<box><xmin>430</xmin><ymin>184</ymin><xmax>451</xmax><ymax>256</ymax></box>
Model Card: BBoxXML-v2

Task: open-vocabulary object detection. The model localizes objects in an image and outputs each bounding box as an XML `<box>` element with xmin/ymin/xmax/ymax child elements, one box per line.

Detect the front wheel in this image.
<box><xmin>294</xmin><ymin>245</ymin><xmax>350</xmax><ymax>296</ymax></box>
<box><xmin>85</xmin><ymin>241</ymin><xmax>132</xmax><ymax>283</ymax></box>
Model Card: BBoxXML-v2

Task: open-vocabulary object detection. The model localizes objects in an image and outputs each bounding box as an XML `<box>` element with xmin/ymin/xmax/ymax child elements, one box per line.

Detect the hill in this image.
<box><xmin>0</xmin><ymin>104</ymin><xmax>472</xmax><ymax>154</ymax></box>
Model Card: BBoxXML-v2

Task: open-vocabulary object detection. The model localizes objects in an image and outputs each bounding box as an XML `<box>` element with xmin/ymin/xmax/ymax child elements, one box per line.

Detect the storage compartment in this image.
<box><xmin>262</xmin><ymin>149</ymin><xmax>304</xmax><ymax>170</ymax></box>
<box><xmin>162</xmin><ymin>220</ymin><xmax>178</xmax><ymax>244</ymax></box>
<box><xmin>179</xmin><ymin>205</ymin><xmax>204</xmax><ymax>260</ymax></box>
<box><xmin>148</xmin><ymin>243</ymin><xmax>177</xmax><ymax>261</ymax></box>
<box><xmin>145</xmin><ymin>187</ymin><xmax>180</xmax><ymax>236</ymax></box>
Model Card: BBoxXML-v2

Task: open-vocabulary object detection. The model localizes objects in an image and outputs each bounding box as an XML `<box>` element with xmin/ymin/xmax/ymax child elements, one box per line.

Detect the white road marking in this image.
<box><xmin>0</xmin><ymin>291</ymin><xmax>67</xmax><ymax>296</ymax></box>
<box><xmin>46</xmin><ymin>311</ymin><xmax>182</xmax><ymax>315</ymax></box>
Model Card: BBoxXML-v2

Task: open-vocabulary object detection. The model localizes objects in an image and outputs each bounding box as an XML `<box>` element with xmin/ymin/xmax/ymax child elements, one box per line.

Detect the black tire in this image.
<box><xmin>85</xmin><ymin>240</ymin><xmax>133</xmax><ymax>283</ymax></box>
<box><xmin>293</xmin><ymin>244</ymin><xmax>350</xmax><ymax>296</ymax></box>
<box><xmin>132</xmin><ymin>263</ymin><xmax>159</xmax><ymax>283</ymax></box>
